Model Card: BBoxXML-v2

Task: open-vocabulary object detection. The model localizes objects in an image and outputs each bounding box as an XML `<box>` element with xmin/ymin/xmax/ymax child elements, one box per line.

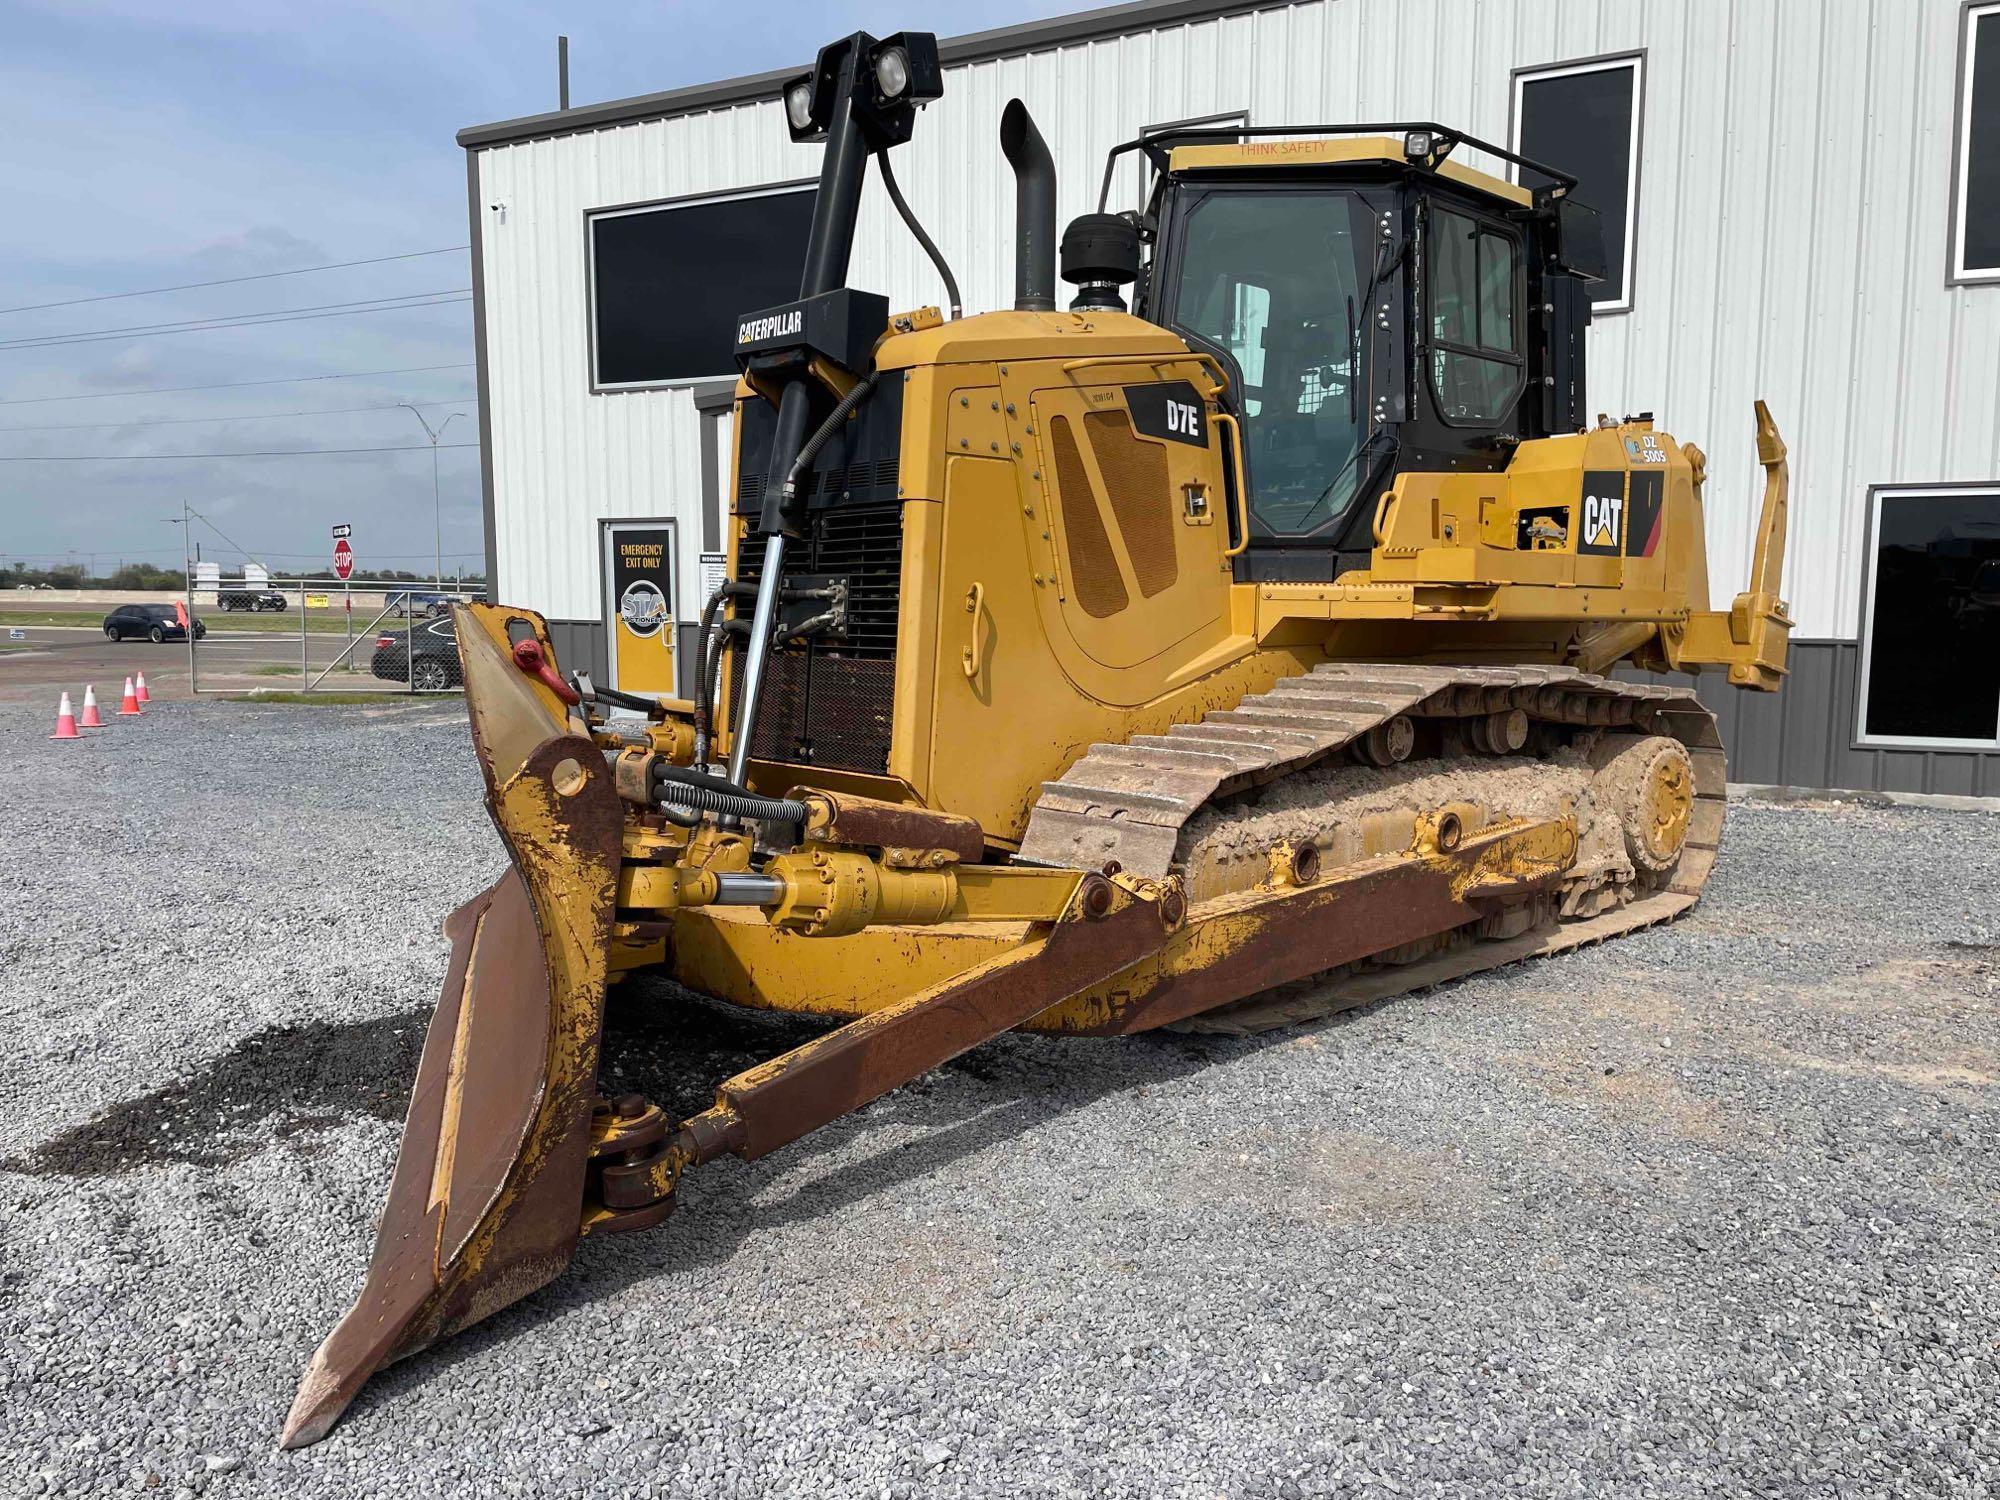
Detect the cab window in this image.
<box><xmin>1428</xmin><ymin>205</ymin><xmax>1523</xmax><ymax>424</ymax></box>
<box><xmin>1163</xmin><ymin>188</ymin><xmax>1376</xmax><ymax>537</ymax></box>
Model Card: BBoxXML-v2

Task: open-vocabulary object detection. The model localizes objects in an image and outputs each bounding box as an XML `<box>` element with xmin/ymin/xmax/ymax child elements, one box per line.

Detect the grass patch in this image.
<box><xmin>247</xmin><ymin>663</ymin><xmax>306</xmax><ymax>677</ymax></box>
<box><xmin>223</xmin><ymin>690</ymin><xmax>416</xmax><ymax>705</ymax></box>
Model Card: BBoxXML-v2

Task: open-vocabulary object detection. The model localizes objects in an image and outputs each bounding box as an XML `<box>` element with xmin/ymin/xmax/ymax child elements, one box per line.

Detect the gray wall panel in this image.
<box><xmin>1621</xmin><ymin>641</ymin><xmax>2000</xmax><ymax>796</ymax></box>
<box><xmin>546</xmin><ymin>619</ymin><xmax>609</xmax><ymax>687</ymax></box>
<box><xmin>546</xmin><ymin>618</ymin><xmax>708</xmax><ymax>702</ymax></box>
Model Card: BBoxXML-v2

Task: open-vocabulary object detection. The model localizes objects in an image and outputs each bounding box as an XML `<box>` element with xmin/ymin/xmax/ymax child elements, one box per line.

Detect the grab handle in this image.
<box><xmin>1215</xmin><ymin>412</ymin><xmax>1250</xmax><ymax>559</ymax></box>
<box><xmin>961</xmin><ymin>581</ymin><xmax>987</xmax><ymax>679</ymax></box>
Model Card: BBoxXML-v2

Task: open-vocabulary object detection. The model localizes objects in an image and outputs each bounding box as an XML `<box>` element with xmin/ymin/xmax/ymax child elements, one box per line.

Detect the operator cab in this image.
<box><xmin>1079</xmin><ymin>126</ymin><xmax>1606</xmax><ymax>583</ymax></box>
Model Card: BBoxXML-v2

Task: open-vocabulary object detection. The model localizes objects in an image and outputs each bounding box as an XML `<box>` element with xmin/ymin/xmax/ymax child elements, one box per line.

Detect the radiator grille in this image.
<box><xmin>1051</xmin><ymin>415</ymin><xmax>1129</xmax><ymax>619</ymax></box>
<box><xmin>730</xmin><ymin>503</ymin><xmax>902</xmax><ymax>774</ymax></box>
<box><xmin>1084</xmin><ymin>410</ymin><xmax>1177</xmax><ymax>598</ymax></box>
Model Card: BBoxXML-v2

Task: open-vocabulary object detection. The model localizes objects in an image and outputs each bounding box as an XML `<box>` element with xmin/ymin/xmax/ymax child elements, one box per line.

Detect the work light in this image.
<box><xmin>785</xmin><ymin>80</ymin><xmax>816</xmax><ymax>132</ymax></box>
<box><xmin>874</xmin><ymin>46</ymin><xmax>910</xmax><ymax>100</ymax></box>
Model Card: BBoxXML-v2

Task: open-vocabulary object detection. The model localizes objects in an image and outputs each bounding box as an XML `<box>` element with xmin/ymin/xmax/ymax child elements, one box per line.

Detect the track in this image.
<box><xmin>1017</xmin><ymin>662</ymin><xmax>1726</xmax><ymax>1033</ymax></box>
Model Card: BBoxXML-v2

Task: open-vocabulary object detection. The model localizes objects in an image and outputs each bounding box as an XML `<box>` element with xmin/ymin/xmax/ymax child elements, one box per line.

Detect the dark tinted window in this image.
<box><xmin>142</xmin><ymin>605</ymin><xmax>177</xmax><ymax>619</ymax></box>
<box><xmin>589</xmin><ymin>185</ymin><xmax>818</xmax><ymax>388</ymax></box>
<box><xmin>1860</xmin><ymin>489</ymin><xmax>2000</xmax><ymax>744</ymax></box>
<box><xmin>1958</xmin><ymin>5</ymin><xmax>2000</xmax><ymax>277</ymax></box>
<box><xmin>1514</xmin><ymin>56</ymin><xmax>1640</xmax><ymax>308</ymax></box>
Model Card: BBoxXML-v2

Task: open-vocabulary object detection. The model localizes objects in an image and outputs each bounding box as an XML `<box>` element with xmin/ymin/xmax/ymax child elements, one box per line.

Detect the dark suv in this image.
<box><xmin>217</xmin><ymin>586</ymin><xmax>287</xmax><ymax>612</ymax></box>
<box><xmin>103</xmin><ymin>603</ymin><xmax>207</xmax><ymax>642</ymax></box>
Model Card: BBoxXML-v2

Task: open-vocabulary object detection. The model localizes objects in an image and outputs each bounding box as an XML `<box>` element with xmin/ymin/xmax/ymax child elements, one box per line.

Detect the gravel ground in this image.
<box><xmin>1</xmin><ymin>698</ymin><xmax>1996</xmax><ymax>1499</ymax></box>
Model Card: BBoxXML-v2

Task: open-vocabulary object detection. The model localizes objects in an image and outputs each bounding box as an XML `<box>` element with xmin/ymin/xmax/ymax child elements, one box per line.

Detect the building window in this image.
<box><xmin>1856</xmin><ymin>485</ymin><xmax>2000</xmax><ymax>748</ymax></box>
<box><xmin>587</xmin><ymin>182</ymin><xmax>817</xmax><ymax>390</ymax></box>
<box><xmin>1953</xmin><ymin>1</ymin><xmax>2000</xmax><ymax>283</ymax></box>
<box><xmin>1510</xmin><ymin>52</ymin><xmax>1644</xmax><ymax>313</ymax></box>
<box><xmin>1427</xmin><ymin>206</ymin><xmax>1523</xmax><ymax>424</ymax></box>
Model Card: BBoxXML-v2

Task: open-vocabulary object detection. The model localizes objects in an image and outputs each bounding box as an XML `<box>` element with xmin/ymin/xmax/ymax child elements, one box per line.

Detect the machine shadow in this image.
<box><xmin>352</xmin><ymin>975</ymin><xmax>1382</xmax><ymax>1429</ymax></box>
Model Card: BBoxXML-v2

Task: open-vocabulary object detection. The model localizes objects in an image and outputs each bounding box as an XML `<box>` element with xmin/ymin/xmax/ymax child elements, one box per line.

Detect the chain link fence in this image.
<box><xmin>183</xmin><ymin>577</ymin><xmax>476</xmax><ymax>695</ymax></box>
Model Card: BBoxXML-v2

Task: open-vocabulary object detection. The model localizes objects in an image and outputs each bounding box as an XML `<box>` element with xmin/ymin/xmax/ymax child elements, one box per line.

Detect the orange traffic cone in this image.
<box><xmin>134</xmin><ymin>671</ymin><xmax>151</xmax><ymax>704</ymax></box>
<box><xmin>78</xmin><ymin>684</ymin><xmax>104</xmax><ymax>729</ymax></box>
<box><xmin>118</xmin><ymin>677</ymin><xmax>142</xmax><ymax>716</ymax></box>
<box><xmin>50</xmin><ymin>691</ymin><xmax>80</xmax><ymax>739</ymax></box>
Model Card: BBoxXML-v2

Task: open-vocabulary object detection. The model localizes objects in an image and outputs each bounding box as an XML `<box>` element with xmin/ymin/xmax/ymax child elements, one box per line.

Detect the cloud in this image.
<box><xmin>0</xmin><ymin>0</ymin><xmax>1084</xmax><ymax>573</ymax></box>
<box><xmin>188</xmin><ymin>225</ymin><xmax>331</xmax><ymax>276</ymax></box>
<box><xmin>82</xmin><ymin>346</ymin><xmax>166</xmax><ymax>388</ymax></box>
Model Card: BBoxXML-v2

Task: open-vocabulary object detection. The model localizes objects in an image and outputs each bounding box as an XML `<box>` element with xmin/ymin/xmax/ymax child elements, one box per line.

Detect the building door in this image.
<box><xmin>600</xmin><ymin>518</ymin><xmax>679</xmax><ymax>695</ymax></box>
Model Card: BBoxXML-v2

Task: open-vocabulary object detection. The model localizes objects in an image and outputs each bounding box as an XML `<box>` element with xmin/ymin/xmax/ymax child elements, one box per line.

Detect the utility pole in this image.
<box><xmin>165</xmin><ymin>502</ymin><xmax>195</xmax><ymax>691</ymax></box>
<box><xmin>398</xmin><ymin>405</ymin><xmax>467</xmax><ymax>590</ymax></box>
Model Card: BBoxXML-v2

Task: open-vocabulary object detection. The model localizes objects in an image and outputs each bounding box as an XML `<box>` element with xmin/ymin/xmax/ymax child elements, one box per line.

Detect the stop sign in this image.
<box><xmin>332</xmin><ymin>538</ymin><xmax>354</xmax><ymax>580</ymax></box>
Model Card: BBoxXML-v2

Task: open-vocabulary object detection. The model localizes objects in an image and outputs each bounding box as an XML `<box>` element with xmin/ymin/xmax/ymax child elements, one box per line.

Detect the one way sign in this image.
<box><xmin>331</xmin><ymin>523</ymin><xmax>352</xmax><ymax>539</ymax></box>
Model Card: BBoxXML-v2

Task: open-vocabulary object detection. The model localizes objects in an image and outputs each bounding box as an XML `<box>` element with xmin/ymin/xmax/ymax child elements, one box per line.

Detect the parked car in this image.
<box><xmin>1949</xmin><ymin>558</ymin><xmax>2000</xmax><ymax>627</ymax></box>
<box><xmin>370</xmin><ymin>614</ymin><xmax>459</xmax><ymax>690</ymax></box>
<box><xmin>217</xmin><ymin>586</ymin><xmax>288</xmax><ymax>612</ymax></box>
<box><xmin>102</xmin><ymin>603</ymin><xmax>206</xmax><ymax>643</ymax></box>
<box><xmin>385</xmin><ymin>590</ymin><xmax>453</xmax><ymax>618</ymax></box>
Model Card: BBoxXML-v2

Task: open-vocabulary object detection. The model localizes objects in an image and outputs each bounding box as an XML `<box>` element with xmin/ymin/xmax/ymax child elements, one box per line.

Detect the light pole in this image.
<box><xmin>399</xmin><ymin>405</ymin><xmax>466</xmax><ymax>590</ymax></box>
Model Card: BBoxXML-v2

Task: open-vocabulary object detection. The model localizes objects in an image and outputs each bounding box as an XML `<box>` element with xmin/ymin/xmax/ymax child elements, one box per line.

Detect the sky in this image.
<box><xmin>0</xmin><ymin>0</ymin><xmax>1078</xmax><ymax>580</ymax></box>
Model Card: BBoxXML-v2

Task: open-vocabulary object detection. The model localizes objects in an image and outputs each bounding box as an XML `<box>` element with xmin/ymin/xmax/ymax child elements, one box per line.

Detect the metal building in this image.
<box><xmin>458</xmin><ymin>0</ymin><xmax>2000</xmax><ymax>795</ymax></box>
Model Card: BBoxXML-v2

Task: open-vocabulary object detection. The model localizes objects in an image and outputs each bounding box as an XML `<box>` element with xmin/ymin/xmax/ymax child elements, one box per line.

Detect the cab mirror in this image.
<box><xmin>1556</xmin><ymin>198</ymin><xmax>1607</xmax><ymax>283</ymax></box>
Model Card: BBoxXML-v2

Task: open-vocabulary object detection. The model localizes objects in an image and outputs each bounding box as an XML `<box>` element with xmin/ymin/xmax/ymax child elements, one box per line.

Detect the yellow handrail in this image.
<box><xmin>1215</xmin><ymin>412</ymin><xmax>1250</xmax><ymax>559</ymax></box>
<box><xmin>1060</xmin><ymin>351</ymin><xmax>1230</xmax><ymax>397</ymax></box>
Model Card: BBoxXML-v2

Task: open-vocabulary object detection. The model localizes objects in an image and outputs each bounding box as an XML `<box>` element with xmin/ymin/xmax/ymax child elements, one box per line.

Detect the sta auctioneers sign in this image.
<box><xmin>600</xmin><ymin>520</ymin><xmax>679</xmax><ymax>695</ymax></box>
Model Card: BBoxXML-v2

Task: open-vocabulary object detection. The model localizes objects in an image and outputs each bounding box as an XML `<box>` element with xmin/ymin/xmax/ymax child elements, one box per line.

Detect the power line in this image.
<box><xmin>3</xmin><ymin>546</ymin><xmax>486</xmax><ymax>561</ymax></box>
<box><xmin>0</xmin><ymin>442</ymin><xmax>480</xmax><ymax>461</ymax></box>
<box><xmin>186</xmin><ymin>504</ymin><xmax>256</xmax><ymax>562</ymax></box>
<box><xmin>0</xmin><ymin>397</ymin><xmax>479</xmax><ymax>434</ymax></box>
<box><xmin>0</xmin><ymin>362</ymin><xmax>475</xmax><ymax>406</ymax></box>
<box><xmin>0</xmin><ymin>288</ymin><xmax>472</xmax><ymax>347</ymax></box>
<box><xmin>0</xmin><ymin>246</ymin><xmax>470</xmax><ymax>316</ymax></box>
<box><xmin>0</xmin><ymin>292</ymin><xmax>472</xmax><ymax>352</ymax></box>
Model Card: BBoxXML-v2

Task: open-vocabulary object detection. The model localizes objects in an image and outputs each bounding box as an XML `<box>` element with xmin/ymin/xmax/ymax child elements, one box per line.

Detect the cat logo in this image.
<box><xmin>1582</xmin><ymin>491</ymin><xmax>1623</xmax><ymax>551</ymax></box>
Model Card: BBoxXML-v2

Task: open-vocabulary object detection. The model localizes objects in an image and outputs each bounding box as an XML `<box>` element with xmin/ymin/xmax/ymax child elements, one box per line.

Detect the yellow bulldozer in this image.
<box><xmin>284</xmin><ymin>29</ymin><xmax>1794</xmax><ymax>1445</ymax></box>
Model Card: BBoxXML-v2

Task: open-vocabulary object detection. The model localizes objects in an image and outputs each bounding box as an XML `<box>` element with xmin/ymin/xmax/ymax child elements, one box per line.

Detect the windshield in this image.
<box><xmin>1166</xmin><ymin>187</ymin><xmax>1373</xmax><ymax>536</ymax></box>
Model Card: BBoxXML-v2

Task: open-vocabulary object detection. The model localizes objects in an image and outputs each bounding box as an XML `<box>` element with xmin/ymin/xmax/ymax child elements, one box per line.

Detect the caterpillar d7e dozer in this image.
<box><xmin>284</xmin><ymin>30</ymin><xmax>1796</xmax><ymax>1445</ymax></box>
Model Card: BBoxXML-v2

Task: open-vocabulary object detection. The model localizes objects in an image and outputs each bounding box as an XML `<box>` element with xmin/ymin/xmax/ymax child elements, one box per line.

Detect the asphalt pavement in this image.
<box><xmin>0</xmin><ymin>621</ymin><xmax>412</xmax><ymax>704</ymax></box>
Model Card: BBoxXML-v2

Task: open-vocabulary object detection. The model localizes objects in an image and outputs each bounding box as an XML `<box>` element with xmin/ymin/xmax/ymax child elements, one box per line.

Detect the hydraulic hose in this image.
<box><xmin>591</xmin><ymin>682</ymin><xmax>668</xmax><ymax>716</ymax></box>
<box><xmin>780</xmin><ymin>372</ymin><xmax>879</xmax><ymax>507</ymax></box>
<box><xmin>650</xmin><ymin>761</ymin><xmax>809</xmax><ymax>825</ymax></box>
<box><xmin>695</xmin><ymin>579</ymin><xmax>758</xmax><ymax>764</ymax></box>
<box><xmin>653</xmin><ymin>782</ymin><xmax>809</xmax><ymax>826</ymax></box>
<box><xmin>878</xmin><ymin>151</ymin><xmax>962</xmax><ymax>320</ymax></box>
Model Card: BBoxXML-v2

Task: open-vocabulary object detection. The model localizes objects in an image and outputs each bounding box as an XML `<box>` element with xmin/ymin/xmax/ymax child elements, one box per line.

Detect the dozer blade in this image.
<box><xmin>282</xmin><ymin>606</ymin><xmax>622</xmax><ymax>1448</ymax></box>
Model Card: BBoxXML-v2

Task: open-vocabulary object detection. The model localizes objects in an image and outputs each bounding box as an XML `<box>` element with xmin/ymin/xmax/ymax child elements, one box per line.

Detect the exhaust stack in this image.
<box><xmin>1000</xmin><ymin>99</ymin><xmax>1057</xmax><ymax>312</ymax></box>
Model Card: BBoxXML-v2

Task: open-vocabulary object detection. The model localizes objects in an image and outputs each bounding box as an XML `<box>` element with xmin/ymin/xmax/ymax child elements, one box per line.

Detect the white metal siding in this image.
<box><xmin>474</xmin><ymin>0</ymin><xmax>1995</xmax><ymax>639</ymax></box>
